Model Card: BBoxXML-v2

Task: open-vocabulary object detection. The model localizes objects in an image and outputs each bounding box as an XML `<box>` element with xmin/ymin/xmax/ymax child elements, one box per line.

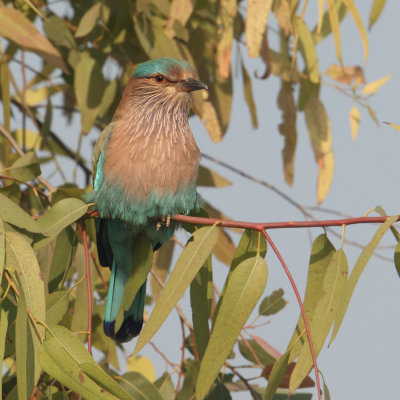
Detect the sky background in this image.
<box><xmin>6</xmin><ymin>1</ymin><xmax>400</xmax><ymax>399</ymax></box>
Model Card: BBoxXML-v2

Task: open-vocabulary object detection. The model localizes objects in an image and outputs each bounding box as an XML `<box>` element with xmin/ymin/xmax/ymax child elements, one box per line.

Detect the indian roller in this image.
<box><xmin>86</xmin><ymin>58</ymin><xmax>207</xmax><ymax>342</ymax></box>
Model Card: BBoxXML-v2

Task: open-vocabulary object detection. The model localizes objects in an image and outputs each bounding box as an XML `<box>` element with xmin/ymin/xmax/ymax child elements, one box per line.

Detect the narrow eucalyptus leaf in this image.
<box><xmin>330</xmin><ymin>216</ymin><xmax>398</xmax><ymax>344</ymax></box>
<box><xmin>196</xmin><ymin>255</ymin><xmax>268</xmax><ymax>399</ymax></box>
<box><xmin>263</xmin><ymin>352</ymin><xmax>290</xmax><ymax>400</ymax></box>
<box><xmin>135</xmin><ymin>225</ymin><xmax>218</xmax><ymax>354</ymax></box>
<box><xmin>0</xmin><ymin>193</ymin><xmax>42</xmax><ymax>233</ymax></box>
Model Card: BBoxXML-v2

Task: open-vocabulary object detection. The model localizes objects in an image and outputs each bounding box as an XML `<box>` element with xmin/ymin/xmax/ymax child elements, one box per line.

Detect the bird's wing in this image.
<box><xmin>92</xmin><ymin>122</ymin><xmax>114</xmax><ymax>187</ymax></box>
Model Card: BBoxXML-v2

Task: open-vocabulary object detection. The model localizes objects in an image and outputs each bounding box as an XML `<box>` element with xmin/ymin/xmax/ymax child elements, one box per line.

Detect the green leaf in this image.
<box><xmin>75</xmin><ymin>3</ymin><xmax>102</xmax><ymax>38</ymax></box>
<box><xmin>0</xmin><ymin>62</ymin><xmax>11</xmax><ymax>138</ymax></box>
<box><xmin>39</xmin><ymin>325</ymin><xmax>120</xmax><ymax>400</ymax></box>
<box><xmin>241</xmin><ymin>61</ymin><xmax>258</xmax><ymax>129</ymax></box>
<box><xmin>135</xmin><ymin>225</ymin><xmax>218</xmax><ymax>354</ymax></box>
<box><xmin>177</xmin><ymin>360</ymin><xmax>199</xmax><ymax>400</ymax></box>
<box><xmin>1</xmin><ymin>151</ymin><xmax>41</xmax><ymax>181</ymax></box>
<box><xmin>202</xmin><ymin>202</ymin><xmax>236</xmax><ymax>266</ymax></box>
<box><xmin>48</xmin><ymin>226</ymin><xmax>77</xmax><ymax>292</ymax></box>
<box><xmin>150</xmin><ymin>240</ymin><xmax>174</xmax><ymax>301</ymax></box>
<box><xmin>0</xmin><ymin>8</ymin><xmax>67</xmax><ymax>71</ymax></box>
<box><xmin>369</xmin><ymin>0</ymin><xmax>387</xmax><ymax>29</ymax></box>
<box><xmin>214</xmin><ymin>229</ymin><xmax>267</xmax><ymax>323</ymax></box>
<box><xmin>74</xmin><ymin>51</ymin><xmax>107</xmax><ymax>133</ymax></box>
<box><xmin>287</xmin><ymin>234</ymin><xmax>335</xmax><ymax>361</ymax></box>
<box><xmin>263</xmin><ymin>352</ymin><xmax>290</xmax><ymax>400</ymax></box>
<box><xmin>80</xmin><ymin>363</ymin><xmax>135</xmax><ymax>400</ymax></box>
<box><xmin>196</xmin><ymin>255</ymin><xmax>268</xmax><ymax>400</ymax></box>
<box><xmin>394</xmin><ymin>241</ymin><xmax>400</xmax><ymax>279</ymax></box>
<box><xmin>297</xmin><ymin>17</ymin><xmax>319</xmax><ymax>84</ymax></box>
<box><xmin>304</xmin><ymin>97</ymin><xmax>334</xmax><ymax>204</ymax></box>
<box><xmin>205</xmin><ymin>382</ymin><xmax>232</xmax><ymax>399</ymax></box>
<box><xmin>238</xmin><ymin>339</ymin><xmax>276</xmax><ymax>366</ymax></box>
<box><xmin>43</xmin><ymin>15</ymin><xmax>76</xmax><ymax>49</ymax></box>
<box><xmin>5</xmin><ymin>232</ymin><xmax>45</xmax><ymax>325</ymax></box>
<box><xmin>330</xmin><ymin>215</ymin><xmax>398</xmax><ymax>344</ymax></box>
<box><xmin>46</xmin><ymin>291</ymin><xmax>70</xmax><ymax>325</ymax></box>
<box><xmin>326</xmin><ymin>0</ymin><xmax>343</xmax><ymax>66</ymax></box>
<box><xmin>37</xmin><ymin>198</ymin><xmax>88</xmax><ymax>238</ymax></box>
<box><xmin>190</xmin><ymin>255</ymin><xmax>212</xmax><ymax>359</ymax></box>
<box><xmin>15</xmin><ymin>284</ymin><xmax>33</xmax><ymax>399</ymax></box>
<box><xmin>116</xmin><ymin>234</ymin><xmax>153</xmax><ymax>331</ymax></box>
<box><xmin>0</xmin><ymin>192</ymin><xmax>42</xmax><ymax>233</ymax></box>
<box><xmin>289</xmin><ymin>249</ymin><xmax>348</xmax><ymax>392</ymax></box>
<box><xmin>0</xmin><ymin>218</ymin><xmax>4</xmax><ymax>283</ymax></box>
<box><xmin>117</xmin><ymin>372</ymin><xmax>164</xmax><ymax>400</ymax></box>
<box><xmin>0</xmin><ymin>306</ymin><xmax>9</xmax><ymax>399</ymax></box>
<box><xmin>70</xmin><ymin>244</ymin><xmax>92</xmax><ymax>340</ymax></box>
<box><xmin>320</xmin><ymin>371</ymin><xmax>331</xmax><ymax>400</ymax></box>
<box><xmin>259</xmin><ymin>289</ymin><xmax>286</xmax><ymax>316</ymax></box>
<box><xmin>313</xmin><ymin>1</ymin><xmax>347</xmax><ymax>44</ymax></box>
<box><xmin>278</xmin><ymin>83</ymin><xmax>297</xmax><ymax>186</ymax></box>
<box><xmin>197</xmin><ymin>166</ymin><xmax>231</xmax><ymax>188</ymax></box>
<box><xmin>154</xmin><ymin>373</ymin><xmax>175</xmax><ymax>400</ymax></box>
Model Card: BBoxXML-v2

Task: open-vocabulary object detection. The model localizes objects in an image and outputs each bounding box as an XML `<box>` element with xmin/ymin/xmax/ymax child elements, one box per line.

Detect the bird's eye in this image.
<box><xmin>154</xmin><ymin>75</ymin><xmax>165</xmax><ymax>83</ymax></box>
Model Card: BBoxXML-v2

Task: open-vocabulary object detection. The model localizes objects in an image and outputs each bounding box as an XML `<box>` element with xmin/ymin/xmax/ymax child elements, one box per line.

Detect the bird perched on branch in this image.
<box><xmin>87</xmin><ymin>57</ymin><xmax>207</xmax><ymax>342</ymax></box>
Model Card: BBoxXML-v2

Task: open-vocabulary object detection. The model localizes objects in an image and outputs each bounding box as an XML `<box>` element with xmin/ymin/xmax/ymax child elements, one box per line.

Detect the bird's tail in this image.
<box><xmin>97</xmin><ymin>219</ymin><xmax>146</xmax><ymax>343</ymax></box>
<box><xmin>103</xmin><ymin>264</ymin><xmax>146</xmax><ymax>342</ymax></box>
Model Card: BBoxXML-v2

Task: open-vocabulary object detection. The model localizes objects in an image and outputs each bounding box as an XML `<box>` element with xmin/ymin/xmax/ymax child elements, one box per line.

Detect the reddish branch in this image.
<box><xmin>172</xmin><ymin>214</ymin><xmax>399</xmax><ymax>229</ymax></box>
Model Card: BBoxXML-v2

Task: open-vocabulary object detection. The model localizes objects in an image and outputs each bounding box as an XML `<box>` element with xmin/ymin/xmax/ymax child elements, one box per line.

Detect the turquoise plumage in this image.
<box><xmin>87</xmin><ymin>58</ymin><xmax>207</xmax><ymax>342</ymax></box>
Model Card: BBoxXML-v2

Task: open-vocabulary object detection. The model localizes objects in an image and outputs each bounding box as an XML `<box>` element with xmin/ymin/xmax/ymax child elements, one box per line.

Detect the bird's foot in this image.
<box><xmin>156</xmin><ymin>214</ymin><xmax>171</xmax><ymax>231</ymax></box>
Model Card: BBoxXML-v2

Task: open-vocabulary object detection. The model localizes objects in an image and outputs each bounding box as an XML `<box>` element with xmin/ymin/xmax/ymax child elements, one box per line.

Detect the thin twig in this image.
<box><xmin>176</xmin><ymin>317</ymin><xmax>186</xmax><ymax>393</ymax></box>
<box><xmin>149</xmin><ymin>340</ymin><xmax>178</xmax><ymax>369</ymax></box>
<box><xmin>0</xmin><ymin>124</ymin><xmax>54</xmax><ymax>193</ymax></box>
<box><xmin>261</xmin><ymin>230</ymin><xmax>321</xmax><ymax>400</ymax></box>
<box><xmin>80</xmin><ymin>223</ymin><xmax>92</xmax><ymax>354</ymax></box>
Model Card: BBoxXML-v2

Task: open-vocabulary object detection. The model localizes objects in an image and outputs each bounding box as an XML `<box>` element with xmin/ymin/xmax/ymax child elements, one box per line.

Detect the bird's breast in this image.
<box><xmin>102</xmin><ymin>118</ymin><xmax>200</xmax><ymax>203</ymax></box>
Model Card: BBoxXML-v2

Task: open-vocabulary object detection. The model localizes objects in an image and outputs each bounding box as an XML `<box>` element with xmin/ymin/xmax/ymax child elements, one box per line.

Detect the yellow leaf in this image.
<box><xmin>165</xmin><ymin>0</ymin><xmax>194</xmax><ymax>37</ymax></box>
<box><xmin>277</xmin><ymin>84</ymin><xmax>297</xmax><ymax>186</ymax></box>
<box><xmin>126</xmin><ymin>356</ymin><xmax>156</xmax><ymax>382</ymax></box>
<box><xmin>246</xmin><ymin>0</ymin><xmax>273</xmax><ymax>58</ymax></box>
<box><xmin>273</xmin><ymin>0</ymin><xmax>293</xmax><ymax>36</ymax></box>
<box><xmin>304</xmin><ymin>97</ymin><xmax>332</xmax><ymax>159</ymax></box>
<box><xmin>349</xmin><ymin>106</ymin><xmax>360</xmax><ymax>140</ymax></box>
<box><xmin>75</xmin><ymin>3</ymin><xmax>102</xmax><ymax>38</ymax></box>
<box><xmin>0</xmin><ymin>8</ymin><xmax>67</xmax><ymax>72</ymax></box>
<box><xmin>362</xmin><ymin>74</ymin><xmax>391</xmax><ymax>95</ymax></box>
<box><xmin>304</xmin><ymin>97</ymin><xmax>334</xmax><ymax>203</ymax></box>
<box><xmin>217</xmin><ymin>0</ymin><xmax>237</xmax><ymax>78</ymax></box>
<box><xmin>342</xmin><ymin>0</ymin><xmax>368</xmax><ymax>63</ymax></box>
<box><xmin>317</xmin><ymin>151</ymin><xmax>335</xmax><ymax>205</ymax></box>
<box><xmin>325</xmin><ymin>64</ymin><xmax>365</xmax><ymax>85</ymax></box>
<box><xmin>317</xmin><ymin>0</ymin><xmax>324</xmax><ymax>33</ymax></box>
<box><xmin>297</xmin><ymin>17</ymin><xmax>319</xmax><ymax>84</ymax></box>
<box><xmin>383</xmin><ymin>121</ymin><xmax>400</xmax><ymax>132</ymax></box>
<box><xmin>326</xmin><ymin>0</ymin><xmax>342</xmax><ymax>66</ymax></box>
<box><xmin>201</xmin><ymin>100</ymin><xmax>223</xmax><ymax>143</ymax></box>
<box><xmin>369</xmin><ymin>0</ymin><xmax>387</xmax><ymax>29</ymax></box>
<box><xmin>16</xmin><ymin>85</ymin><xmax>63</xmax><ymax>106</ymax></box>
<box><xmin>241</xmin><ymin>62</ymin><xmax>258</xmax><ymax>129</ymax></box>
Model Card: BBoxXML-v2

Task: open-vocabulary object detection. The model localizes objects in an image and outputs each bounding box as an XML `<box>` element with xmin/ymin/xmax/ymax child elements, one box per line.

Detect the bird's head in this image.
<box><xmin>131</xmin><ymin>57</ymin><xmax>207</xmax><ymax>100</ymax></box>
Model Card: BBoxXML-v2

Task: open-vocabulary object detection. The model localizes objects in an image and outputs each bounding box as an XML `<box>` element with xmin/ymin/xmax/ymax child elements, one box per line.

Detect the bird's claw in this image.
<box><xmin>156</xmin><ymin>214</ymin><xmax>171</xmax><ymax>231</ymax></box>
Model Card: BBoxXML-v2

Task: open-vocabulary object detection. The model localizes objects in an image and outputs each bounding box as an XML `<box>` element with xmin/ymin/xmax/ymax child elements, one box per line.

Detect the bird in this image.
<box><xmin>86</xmin><ymin>57</ymin><xmax>208</xmax><ymax>342</ymax></box>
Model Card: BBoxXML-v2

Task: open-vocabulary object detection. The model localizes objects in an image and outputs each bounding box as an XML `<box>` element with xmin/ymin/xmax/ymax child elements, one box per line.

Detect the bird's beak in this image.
<box><xmin>178</xmin><ymin>77</ymin><xmax>208</xmax><ymax>92</ymax></box>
